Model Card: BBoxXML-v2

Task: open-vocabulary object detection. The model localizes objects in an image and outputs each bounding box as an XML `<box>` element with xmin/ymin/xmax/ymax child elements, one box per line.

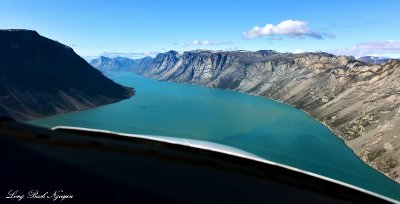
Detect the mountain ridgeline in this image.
<box><xmin>91</xmin><ymin>50</ymin><xmax>400</xmax><ymax>183</ymax></box>
<box><xmin>0</xmin><ymin>30</ymin><xmax>133</xmax><ymax>121</ymax></box>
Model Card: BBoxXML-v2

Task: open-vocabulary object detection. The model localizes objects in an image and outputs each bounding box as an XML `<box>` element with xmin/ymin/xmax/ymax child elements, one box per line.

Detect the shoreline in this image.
<box><xmin>140</xmin><ymin>73</ymin><xmax>399</xmax><ymax>185</ymax></box>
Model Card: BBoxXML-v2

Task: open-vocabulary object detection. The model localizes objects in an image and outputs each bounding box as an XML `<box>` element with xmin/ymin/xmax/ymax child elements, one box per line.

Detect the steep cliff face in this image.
<box><xmin>0</xmin><ymin>30</ymin><xmax>133</xmax><ymax>121</ymax></box>
<box><xmin>138</xmin><ymin>50</ymin><xmax>400</xmax><ymax>182</ymax></box>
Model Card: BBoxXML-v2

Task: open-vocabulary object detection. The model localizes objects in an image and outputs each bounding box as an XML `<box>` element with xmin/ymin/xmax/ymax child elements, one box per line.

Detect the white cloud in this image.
<box><xmin>243</xmin><ymin>19</ymin><xmax>333</xmax><ymax>40</ymax></box>
<box><xmin>186</xmin><ymin>40</ymin><xmax>233</xmax><ymax>46</ymax></box>
<box><xmin>329</xmin><ymin>40</ymin><xmax>400</xmax><ymax>57</ymax></box>
<box><xmin>294</xmin><ymin>49</ymin><xmax>306</xmax><ymax>54</ymax></box>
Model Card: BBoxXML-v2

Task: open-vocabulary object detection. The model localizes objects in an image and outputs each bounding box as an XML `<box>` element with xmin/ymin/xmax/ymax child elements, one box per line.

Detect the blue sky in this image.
<box><xmin>1</xmin><ymin>0</ymin><xmax>400</xmax><ymax>58</ymax></box>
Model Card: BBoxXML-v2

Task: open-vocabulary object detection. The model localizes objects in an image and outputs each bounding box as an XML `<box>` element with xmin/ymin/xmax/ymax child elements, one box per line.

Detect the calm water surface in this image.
<box><xmin>30</xmin><ymin>72</ymin><xmax>400</xmax><ymax>200</ymax></box>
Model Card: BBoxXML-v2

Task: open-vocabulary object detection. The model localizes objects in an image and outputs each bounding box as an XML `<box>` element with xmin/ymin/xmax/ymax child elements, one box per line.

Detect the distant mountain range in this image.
<box><xmin>107</xmin><ymin>49</ymin><xmax>398</xmax><ymax>183</ymax></box>
<box><xmin>357</xmin><ymin>56</ymin><xmax>394</xmax><ymax>64</ymax></box>
<box><xmin>0</xmin><ymin>30</ymin><xmax>133</xmax><ymax>121</ymax></box>
<box><xmin>89</xmin><ymin>56</ymin><xmax>152</xmax><ymax>72</ymax></box>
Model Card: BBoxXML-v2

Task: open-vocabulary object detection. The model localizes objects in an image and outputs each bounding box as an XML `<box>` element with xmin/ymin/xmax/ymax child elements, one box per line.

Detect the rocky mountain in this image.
<box><xmin>89</xmin><ymin>56</ymin><xmax>152</xmax><ymax>72</ymax></box>
<box><xmin>0</xmin><ymin>29</ymin><xmax>133</xmax><ymax>121</ymax></box>
<box><xmin>137</xmin><ymin>50</ymin><xmax>400</xmax><ymax>183</ymax></box>
<box><xmin>357</xmin><ymin>56</ymin><xmax>393</xmax><ymax>64</ymax></box>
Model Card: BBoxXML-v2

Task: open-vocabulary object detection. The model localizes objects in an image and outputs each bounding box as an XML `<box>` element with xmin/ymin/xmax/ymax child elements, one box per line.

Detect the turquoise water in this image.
<box><xmin>30</xmin><ymin>72</ymin><xmax>400</xmax><ymax>200</ymax></box>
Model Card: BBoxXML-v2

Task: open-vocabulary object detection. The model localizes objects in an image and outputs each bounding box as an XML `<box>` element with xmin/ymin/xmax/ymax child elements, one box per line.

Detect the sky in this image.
<box><xmin>1</xmin><ymin>0</ymin><xmax>400</xmax><ymax>58</ymax></box>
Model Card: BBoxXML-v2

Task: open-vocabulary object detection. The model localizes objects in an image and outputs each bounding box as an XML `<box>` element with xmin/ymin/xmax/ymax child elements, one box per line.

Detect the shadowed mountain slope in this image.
<box><xmin>0</xmin><ymin>30</ymin><xmax>133</xmax><ymax>121</ymax></box>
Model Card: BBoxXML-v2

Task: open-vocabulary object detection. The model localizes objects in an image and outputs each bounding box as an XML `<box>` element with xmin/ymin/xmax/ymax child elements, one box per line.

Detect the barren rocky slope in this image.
<box><xmin>0</xmin><ymin>30</ymin><xmax>133</xmax><ymax>121</ymax></box>
<box><xmin>137</xmin><ymin>50</ymin><xmax>400</xmax><ymax>183</ymax></box>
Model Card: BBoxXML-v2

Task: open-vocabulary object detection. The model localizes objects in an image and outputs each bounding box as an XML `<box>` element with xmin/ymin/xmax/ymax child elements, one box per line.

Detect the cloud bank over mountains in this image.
<box><xmin>184</xmin><ymin>40</ymin><xmax>233</xmax><ymax>46</ymax></box>
<box><xmin>83</xmin><ymin>19</ymin><xmax>399</xmax><ymax>59</ymax></box>
<box><xmin>330</xmin><ymin>40</ymin><xmax>400</xmax><ymax>57</ymax></box>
